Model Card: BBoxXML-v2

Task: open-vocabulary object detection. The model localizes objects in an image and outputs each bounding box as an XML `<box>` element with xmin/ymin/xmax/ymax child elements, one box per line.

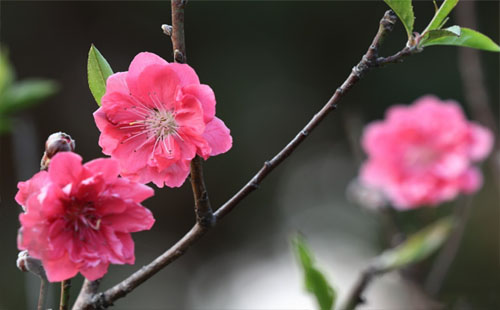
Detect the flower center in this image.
<box><xmin>405</xmin><ymin>146</ymin><xmax>437</xmax><ymax>168</ymax></box>
<box><xmin>64</xmin><ymin>198</ymin><xmax>101</xmax><ymax>233</ymax></box>
<box><xmin>145</xmin><ymin>108</ymin><xmax>178</xmax><ymax>139</ymax></box>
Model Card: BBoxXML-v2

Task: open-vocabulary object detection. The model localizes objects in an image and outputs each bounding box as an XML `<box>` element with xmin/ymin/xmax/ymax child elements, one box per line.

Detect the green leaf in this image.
<box><xmin>423</xmin><ymin>0</ymin><xmax>459</xmax><ymax>34</ymax></box>
<box><xmin>419</xmin><ymin>25</ymin><xmax>461</xmax><ymax>47</ymax></box>
<box><xmin>0</xmin><ymin>48</ymin><xmax>14</xmax><ymax>97</ymax></box>
<box><xmin>0</xmin><ymin>79</ymin><xmax>59</xmax><ymax>114</ymax></box>
<box><xmin>384</xmin><ymin>0</ymin><xmax>414</xmax><ymax>39</ymax></box>
<box><xmin>420</xmin><ymin>27</ymin><xmax>500</xmax><ymax>52</ymax></box>
<box><xmin>373</xmin><ymin>217</ymin><xmax>454</xmax><ymax>272</ymax></box>
<box><xmin>293</xmin><ymin>235</ymin><xmax>336</xmax><ymax>310</ymax></box>
<box><xmin>87</xmin><ymin>44</ymin><xmax>113</xmax><ymax>106</ymax></box>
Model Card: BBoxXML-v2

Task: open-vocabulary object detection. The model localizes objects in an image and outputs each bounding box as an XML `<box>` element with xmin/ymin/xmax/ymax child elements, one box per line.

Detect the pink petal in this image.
<box><xmin>101</xmin><ymin>91</ymin><xmax>149</xmax><ymax>124</ymax></box>
<box><xmin>459</xmin><ymin>167</ymin><xmax>482</xmax><ymax>194</ymax></box>
<box><xmin>48</xmin><ymin>152</ymin><xmax>83</xmax><ymax>188</ymax></box>
<box><xmin>15</xmin><ymin>171</ymin><xmax>49</xmax><ymax>208</ymax></box>
<box><xmin>94</xmin><ymin>108</ymin><xmax>123</xmax><ymax>155</ymax></box>
<box><xmin>468</xmin><ymin>123</ymin><xmax>493</xmax><ymax>161</ymax></box>
<box><xmin>115</xmin><ymin>232</ymin><xmax>135</xmax><ymax>264</ymax></box>
<box><xmin>181</xmin><ymin>84</ymin><xmax>216</xmax><ymax>123</ymax></box>
<box><xmin>169</xmin><ymin>63</ymin><xmax>200</xmax><ymax>86</ymax></box>
<box><xmin>135</xmin><ymin>65</ymin><xmax>180</xmax><ymax>108</ymax></box>
<box><xmin>126</xmin><ymin>52</ymin><xmax>168</xmax><ymax>95</ymax></box>
<box><xmin>80</xmin><ymin>261</ymin><xmax>109</xmax><ymax>281</ymax></box>
<box><xmin>95</xmin><ymin>195</ymin><xmax>129</xmax><ymax>216</ymax></box>
<box><xmin>84</xmin><ymin>157</ymin><xmax>120</xmax><ymax>181</ymax></box>
<box><xmin>175</xmin><ymin>94</ymin><xmax>205</xmax><ymax>136</ymax></box>
<box><xmin>202</xmin><ymin>117</ymin><xmax>232</xmax><ymax>156</ymax></box>
<box><xmin>43</xmin><ymin>253</ymin><xmax>79</xmax><ymax>282</ymax></box>
<box><xmin>104</xmin><ymin>202</ymin><xmax>155</xmax><ymax>232</ymax></box>
<box><xmin>107</xmin><ymin>178</ymin><xmax>154</xmax><ymax>203</ymax></box>
<box><xmin>105</xmin><ymin>72</ymin><xmax>129</xmax><ymax>94</ymax></box>
<box><xmin>112</xmin><ymin>133</ymin><xmax>154</xmax><ymax>174</ymax></box>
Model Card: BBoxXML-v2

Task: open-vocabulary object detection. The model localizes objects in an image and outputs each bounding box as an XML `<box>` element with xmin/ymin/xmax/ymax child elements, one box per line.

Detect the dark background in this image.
<box><xmin>0</xmin><ymin>1</ymin><xmax>498</xmax><ymax>309</ymax></box>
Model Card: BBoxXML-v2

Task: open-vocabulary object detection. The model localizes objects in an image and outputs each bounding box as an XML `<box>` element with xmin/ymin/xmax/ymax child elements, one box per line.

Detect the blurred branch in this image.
<box><xmin>425</xmin><ymin>196</ymin><xmax>474</xmax><ymax>295</ymax></box>
<box><xmin>425</xmin><ymin>0</ymin><xmax>499</xmax><ymax>296</ymax></box>
<box><xmin>75</xmin><ymin>9</ymin><xmax>427</xmax><ymax>310</ymax></box>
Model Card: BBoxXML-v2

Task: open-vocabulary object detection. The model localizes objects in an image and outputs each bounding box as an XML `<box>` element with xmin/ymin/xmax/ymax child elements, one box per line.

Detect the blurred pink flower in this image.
<box><xmin>16</xmin><ymin>152</ymin><xmax>155</xmax><ymax>282</ymax></box>
<box><xmin>94</xmin><ymin>52</ymin><xmax>232</xmax><ymax>188</ymax></box>
<box><xmin>360</xmin><ymin>95</ymin><xmax>493</xmax><ymax>209</ymax></box>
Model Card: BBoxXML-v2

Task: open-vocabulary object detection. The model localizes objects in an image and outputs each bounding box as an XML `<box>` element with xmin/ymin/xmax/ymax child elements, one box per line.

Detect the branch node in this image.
<box><xmin>161</xmin><ymin>24</ymin><xmax>173</xmax><ymax>36</ymax></box>
<box><xmin>301</xmin><ymin>129</ymin><xmax>309</xmax><ymax>136</ymax></box>
<box><xmin>336</xmin><ymin>87</ymin><xmax>344</xmax><ymax>95</ymax></box>
<box><xmin>174</xmin><ymin>49</ymin><xmax>185</xmax><ymax>63</ymax></box>
<box><xmin>249</xmin><ymin>180</ymin><xmax>260</xmax><ymax>190</ymax></box>
<box><xmin>264</xmin><ymin>160</ymin><xmax>272</xmax><ymax>169</ymax></box>
<box><xmin>196</xmin><ymin>210</ymin><xmax>215</xmax><ymax>228</ymax></box>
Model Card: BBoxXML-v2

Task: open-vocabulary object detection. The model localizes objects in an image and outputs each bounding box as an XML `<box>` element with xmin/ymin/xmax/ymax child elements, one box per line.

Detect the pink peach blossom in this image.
<box><xmin>94</xmin><ymin>52</ymin><xmax>232</xmax><ymax>188</ymax></box>
<box><xmin>359</xmin><ymin>95</ymin><xmax>493</xmax><ymax>209</ymax></box>
<box><xmin>16</xmin><ymin>152</ymin><xmax>155</xmax><ymax>282</ymax></box>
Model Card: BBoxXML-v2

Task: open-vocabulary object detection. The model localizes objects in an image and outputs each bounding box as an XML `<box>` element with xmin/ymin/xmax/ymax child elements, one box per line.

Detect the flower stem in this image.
<box><xmin>37</xmin><ymin>277</ymin><xmax>48</xmax><ymax>310</ymax></box>
<box><xmin>60</xmin><ymin>279</ymin><xmax>72</xmax><ymax>310</ymax></box>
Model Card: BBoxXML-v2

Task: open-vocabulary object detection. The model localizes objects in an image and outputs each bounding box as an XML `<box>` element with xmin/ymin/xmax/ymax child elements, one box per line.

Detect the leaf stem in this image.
<box><xmin>74</xmin><ymin>9</ymin><xmax>423</xmax><ymax>310</ymax></box>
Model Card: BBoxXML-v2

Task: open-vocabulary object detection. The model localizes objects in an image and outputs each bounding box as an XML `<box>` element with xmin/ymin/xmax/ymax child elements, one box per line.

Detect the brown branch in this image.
<box><xmin>170</xmin><ymin>0</ymin><xmax>214</xmax><ymax>226</ymax></box>
<box><xmin>73</xmin><ymin>280</ymin><xmax>101</xmax><ymax>310</ymax></box>
<box><xmin>74</xmin><ymin>9</ymin><xmax>423</xmax><ymax>310</ymax></box>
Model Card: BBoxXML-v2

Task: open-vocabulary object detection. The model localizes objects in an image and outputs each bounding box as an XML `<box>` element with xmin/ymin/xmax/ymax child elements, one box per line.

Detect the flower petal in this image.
<box><xmin>126</xmin><ymin>52</ymin><xmax>168</xmax><ymax>95</ymax></box>
<box><xmin>181</xmin><ymin>84</ymin><xmax>216</xmax><ymax>123</ymax></box>
<box><xmin>468</xmin><ymin>123</ymin><xmax>494</xmax><ymax>161</ymax></box>
<box><xmin>202</xmin><ymin>117</ymin><xmax>232</xmax><ymax>156</ymax></box>
<box><xmin>48</xmin><ymin>152</ymin><xmax>83</xmax><ymax>188</ymax></box>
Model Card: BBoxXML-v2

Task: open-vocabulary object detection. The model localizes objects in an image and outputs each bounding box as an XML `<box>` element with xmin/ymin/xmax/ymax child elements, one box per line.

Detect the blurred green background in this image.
<box><xmin>0</xmin><ymin>1</ymin><xmax>498</xmax><ymax>309</ymax></box>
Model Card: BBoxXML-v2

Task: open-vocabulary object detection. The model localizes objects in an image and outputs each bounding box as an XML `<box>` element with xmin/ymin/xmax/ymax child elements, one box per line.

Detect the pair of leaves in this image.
<box><xmin>0</xmin><ymin>49</ymin><xmax>59</xmax><ymax>134</ymax></box>
<box><xmin>88</xmin><ymin>44</ymin><xmax>113</xmax><ymax>106</ymax></box>
<box><xmin>384</xmin><ymin>0</ymin><xmax>500</xmax><ymax>52</ymax></box>
<box><xmin>293</xmin><ymin>236</ymin><xmax>336</xmax><ymax>310</ymax></box>
<box><xmin>292</xmin><ymin>216</ymin><xmax>453</xmax><ymax>310</ymax></box>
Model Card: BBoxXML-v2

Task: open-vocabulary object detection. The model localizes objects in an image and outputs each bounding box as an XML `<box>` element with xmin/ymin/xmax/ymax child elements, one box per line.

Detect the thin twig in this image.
<box><xmin>60</xmin><ymin>279</ymin><xmax>72</xmax><ymax>310</ymax></box>
<box><xmin>170</xmin><ymin>0</ymin><xmax>215</xmax><ymax>226</ymax></box>
<box><xmin>17</xmin><ymin>251</ymin><xmax>49</xmax><ymax>310</ymax></box>
<box><xmin>75</xmin><ymin>9</ymin><xmax>424</xmax><ymax>310</ymax></box>
<box><xmin>73</xmin><ymin>280</ymin><xmax>101</xmax><ymax>310</ymax></box>
<box><xmin>340</xmin><ymin>266</ymin><xmax>378</xmax><ymax>310</ymax></box>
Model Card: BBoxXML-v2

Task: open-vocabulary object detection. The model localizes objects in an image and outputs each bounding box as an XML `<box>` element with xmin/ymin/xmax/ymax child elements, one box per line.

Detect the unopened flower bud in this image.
<box><xmin>40</xmin><ymin>132</ymin><xmax>75</xmax><ymax>170</ymax></box>
<box><xmin>16</xmin><ymin>250</ymin><xmax>29</xmax><ymax>272</ymax></box>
